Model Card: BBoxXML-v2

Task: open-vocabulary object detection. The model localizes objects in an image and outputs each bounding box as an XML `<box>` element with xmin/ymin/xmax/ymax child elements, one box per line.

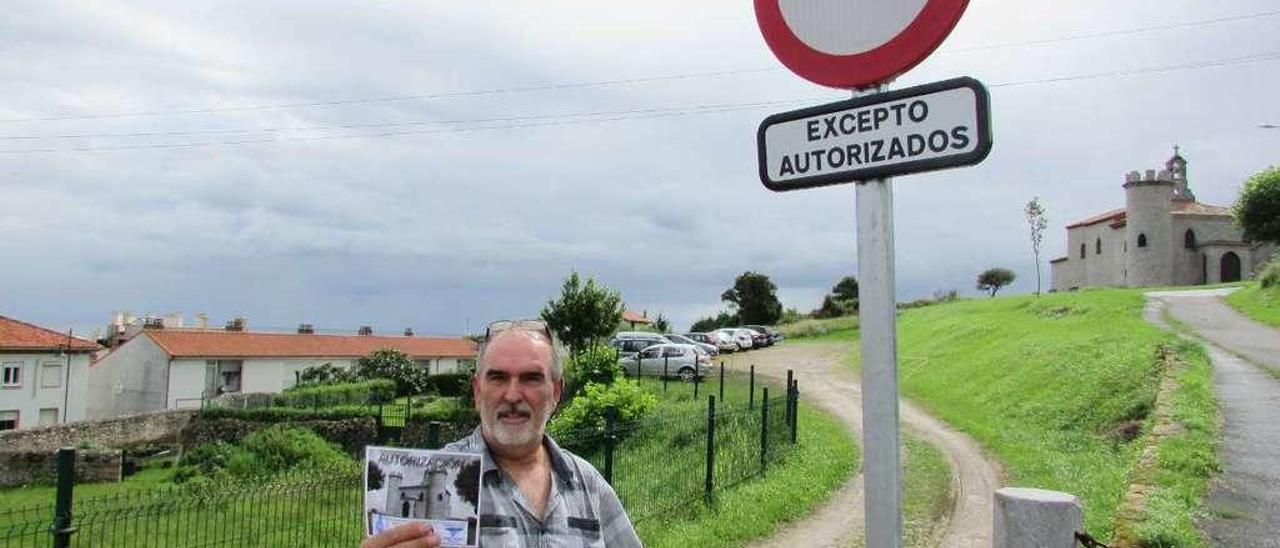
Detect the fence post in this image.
<box><xmin>694</xmin><ymin>367</ymin><xmax>700</xmax><ymax>399</ymax></box>
<box><xmin>759</xmin><ymin>388</ymin><xmax>770</xmax><ymax>475</ymax></box>
<box><xmin>704</xmin><ymin>396</ymin><xmax>716</xmax><ymax>504</ymax></box>
<box><xmin>992</xmin><ymin>488</ymin><xmax>1083</xmax><ymax>548</ymax></box>
<box><xmin>603</xmin><ymin>406</ymin><xmax>618</xmax><ymax>485</ymax></box>
<box><xmin>52</xmin><ymin>448</ymin><xmax>76</xmax><ymax>548</ymax></box>
<box><xmin>719</xmin><ymin>361</ymin><xmax>725</xmax><ymax>401</ymax></box>
<box><xmin>785</xmin><ymin>369</ymin><xmax>794</xmax><ymax>429</ymax></box>
<box><xmin>635</xmin><ymin>353</ymin><xmax>642</xmax><ymax>383</ymax></box>
<box><xmin>749</xmin><ymin>365</ymin><xmax>755</xmax><ymax>410</ymax></box>
<box><xmin>663</xmin><ymin>357</ymin><xmax>669</xmax><ymax>392</ymax></box>
<box><xmin>791</xmin><ymin>380</ymin><xmax>799</xmax><ymax>444</ymax></box>
<box><xmin>427</xmin><ymin>421</ymin><xmax>442</xmax><ymax>449</ymax></box>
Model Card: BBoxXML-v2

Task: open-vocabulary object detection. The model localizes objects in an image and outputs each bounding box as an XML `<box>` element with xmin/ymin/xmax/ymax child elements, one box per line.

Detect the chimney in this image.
<box><xmin>643</xmin><ymin>310</ymin><xmax>648</xmax><ymax>318</ymax></box>
<box><xmin>298</xmin><ymin>323</ymin><xmax>315</xmax><ymax>335</ymax></box>
<box><xmin>143</xmin><ymin>317</ymin><xmax>164</xmax><ymax>329</ymax></box>
<box><xmin>196</xmin><ymin>313</ymin><xmax>209</xmax><ymax>329</ymax></box>
<box><xmin>404</xmin><ymin>327</ymin><xmax>414</xmax><ymax>337</ymax></box>
<box><xmin>225</xmin><ymin>317</ymin><xmax>246</xmax><ymax>332</ymax></box>
<box><xmin>358</xmin><ymin>325</ymin><xmax>373</xmax><ymax>336</ymax></box>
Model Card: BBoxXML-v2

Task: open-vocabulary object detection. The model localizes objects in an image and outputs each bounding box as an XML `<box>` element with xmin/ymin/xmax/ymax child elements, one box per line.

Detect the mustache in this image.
<box><xmin>496</xmin><ymin>402</ymin><xmax>533</xmax><ymax>418</ymax></box>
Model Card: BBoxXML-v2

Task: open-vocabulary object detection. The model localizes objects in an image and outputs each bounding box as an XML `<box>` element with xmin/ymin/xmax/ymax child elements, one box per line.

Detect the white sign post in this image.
<box><xmin>753</xmin><ymin>1</ymin><xmax>984</xmax><ymax>547</ymax></box>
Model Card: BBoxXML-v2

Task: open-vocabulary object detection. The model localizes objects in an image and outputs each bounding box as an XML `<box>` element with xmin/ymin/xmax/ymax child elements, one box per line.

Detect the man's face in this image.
<box><xmin>473</xmin><ymin>330</ymin><xmax>563</xmax><ymax>454</ymax></box>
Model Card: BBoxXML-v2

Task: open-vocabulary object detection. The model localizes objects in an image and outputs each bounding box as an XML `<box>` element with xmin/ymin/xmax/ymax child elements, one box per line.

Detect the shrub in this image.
<box><xmin>199</xmin><ymin>405</ymin><xmax>378</xmax><ymax>422</ymax></box>
<box><xmin>296</xmin><ymin>362</ymin><xmax>358</xmax><ymax>386</ymax></box>
<box><xmin>564</xmin><ymin>345</ymin><xmax>623</xmax><ymax>398</ymax></box>
<box><xmin>409</xmin><ymin>397</ymin><xmax>478</xmax><ymax>423</ymax></box>
<box><xmin>175</xmin><ymin>425</ymin><xmax>352</xmax><ymax>482</ymax></box>
<box><xmin>277</xmin><ymin>379</ymin><xmax>396</xmax><ymax>407</ymax></box>
<box><xmin>423</xmin><ymin>373</ymin><xmax>471</xmax><ymax>397</ymax></box>
<box><xmin>355</xmin><ymin>349</ymin><xmax>429</xmax><ymax>396</ymax></box>
<box><xmin>1260</xmin><ymin>257</ymin><xmax>1280</xmax><ymax>289</ymax></box>
<box><xmin>547</xmin><ymin>379</ymin><xmax>657</xmax><ymax>440</ymax></box>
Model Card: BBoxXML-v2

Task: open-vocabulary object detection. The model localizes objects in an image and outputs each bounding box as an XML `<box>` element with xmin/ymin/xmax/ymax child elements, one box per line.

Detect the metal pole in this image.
<box><xmin>603</xmin><ymin>406</ymin><xmax>617</xmax><ymax>484</ymax></box>
<box><xmin>719</xmin><ymin>361</ymin><xmax>725</xmax><ymax>401</ymax></box>
<box><xmin>52</xmin><ymin>448</ymin><xmax>76</xmax><ymax>548</ymax></box>
<box><xmin>858</xmin><ymin>169</ymin><xmax>903</xmax><ymax>546</ymax></box>
<box><xmin>759</xmin><ymin>387</ymin><xmax>770</xmax><ymax>474</ymax></box>
<box><xmin>785</xmin><ymin>369</ymin><xmax>794</xmax><ymax>428</ymax></box>
<box><xmin>704</xmin><ymin>396</ymin><xmax>716</xmax><ymax>503</ymax></box>
<box><xmin>749</xmin><ymin>365</ymin><xmax>755</xmax><ymax>410</ymax></box>
<box><xmin>664</xmin><ymin>356</ymin><xmax>669</xmax><ymax>392</ymax></box>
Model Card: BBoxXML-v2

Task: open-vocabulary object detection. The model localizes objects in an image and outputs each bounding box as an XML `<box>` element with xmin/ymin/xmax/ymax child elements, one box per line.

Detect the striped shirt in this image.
<box><xmin>443</xmin><ymin>428</ymin><xmax>642</xmax><ymax>548</ymax></box>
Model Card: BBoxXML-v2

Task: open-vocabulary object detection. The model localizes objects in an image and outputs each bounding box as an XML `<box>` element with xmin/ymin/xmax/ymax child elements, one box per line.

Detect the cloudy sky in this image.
<box><xmin>2</xmin><ymin>0</ymin><xmax>1277</xmax><ymax>337</ymax></box>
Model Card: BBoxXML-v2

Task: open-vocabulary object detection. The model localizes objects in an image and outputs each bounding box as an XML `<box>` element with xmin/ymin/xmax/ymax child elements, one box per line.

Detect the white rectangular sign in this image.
<box><xmin>757</xmin><ymin>77</ymin><xmax>992</xmax><ymax>191</ymax></box>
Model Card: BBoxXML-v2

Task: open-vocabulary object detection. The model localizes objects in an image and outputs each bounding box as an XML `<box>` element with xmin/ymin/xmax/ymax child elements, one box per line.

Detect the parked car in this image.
<box><xmin>685</xmin><ymin>332</ymin><xmax>737</xmax><ymax>353</ymax></box>
<box><xmin>744</xmin><ymin>325</ymin><xmax>781</xmax><ymax>346</ymax></box>
<box><xmin>610</xmin><ymin>332</ymin><xmax>671</xmax><ymax>358</ymax></box>
<box><xmin>664</xmin><ymin>333</ymin><xmax>718</xmax><ymax>356</ymax></box>
<box><xmin>617</xmin><ymin>343</ymin><xmax>710</xmax><ymax>381</ymax></box>
<box><xmin>715</xmin><ymin>327</ymin><xmax>754</xmax><ymax>350</ymax></box>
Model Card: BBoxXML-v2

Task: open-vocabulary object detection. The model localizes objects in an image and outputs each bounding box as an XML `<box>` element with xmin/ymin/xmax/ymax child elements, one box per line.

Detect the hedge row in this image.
<box><xmin>277</xmin><ymin>379</ymin><xmax>397</xmax><ymax>407</ymax></box>
<box><xmin>421</xmin><ymin>373</ymin><xmax>471</xmax><ymax>397</ymax></box>
<box><xmin>180</xmin><ymin>416</ymin><xmax>378</xmax><ymax>456</ymax></box>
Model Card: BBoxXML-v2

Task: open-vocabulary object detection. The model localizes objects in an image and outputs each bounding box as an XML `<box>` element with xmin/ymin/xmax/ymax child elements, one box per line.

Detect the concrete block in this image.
<box><xmin>993</xmin><ymin>487</ymin><xmax>1083</xmax><ymax>548</ymax></box>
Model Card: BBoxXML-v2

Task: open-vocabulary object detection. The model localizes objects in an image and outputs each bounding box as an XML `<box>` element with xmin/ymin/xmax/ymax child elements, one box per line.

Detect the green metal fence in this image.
<box><xmin>1</xmin><ymin>376</ymin><xmax>800</xmax><ymax>547</ymax></box>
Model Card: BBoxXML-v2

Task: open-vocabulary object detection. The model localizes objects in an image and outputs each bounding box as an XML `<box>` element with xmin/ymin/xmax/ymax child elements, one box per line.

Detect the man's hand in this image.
<box><xmin>360</xmin><ymin>522</ymin><xmax>441</xmax><ymax>548</ymax></box>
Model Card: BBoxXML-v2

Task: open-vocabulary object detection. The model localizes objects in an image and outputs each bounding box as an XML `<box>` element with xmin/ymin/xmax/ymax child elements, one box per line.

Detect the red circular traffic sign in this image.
<box><xmin>755</xmin><ymin>0</ymin><xmax>970</xmax><ymax>89</ymax></box>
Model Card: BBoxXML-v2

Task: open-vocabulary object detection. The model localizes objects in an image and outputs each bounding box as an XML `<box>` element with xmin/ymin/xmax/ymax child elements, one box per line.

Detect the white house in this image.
<box><xmin>0</xmin><ymin>314</ymin><xmax>100</xmax><ymax>430</ymax></box>
<box><xmin>88</xmin><ymin>325</ymin><xmax>477</xmax><ymax>418</ymax></box>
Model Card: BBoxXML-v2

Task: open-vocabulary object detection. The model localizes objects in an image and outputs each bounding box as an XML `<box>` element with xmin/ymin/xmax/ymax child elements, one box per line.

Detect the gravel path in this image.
<box><xmin>717</xmin><ymin>343</ymin><xmax>1001</xmax><ymax>547</ymax></box>
<box><xmin>1147</xmin><ymin>289</ymin><xmax>1280</xmax><ymax>547</ymax></box>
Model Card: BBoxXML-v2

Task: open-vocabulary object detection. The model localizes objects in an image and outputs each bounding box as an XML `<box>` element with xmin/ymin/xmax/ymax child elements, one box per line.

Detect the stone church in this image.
<box><xmin>1051</xmin><ymin>149</ymin><xmax>1275</xmax><ymax>291</ymax></box>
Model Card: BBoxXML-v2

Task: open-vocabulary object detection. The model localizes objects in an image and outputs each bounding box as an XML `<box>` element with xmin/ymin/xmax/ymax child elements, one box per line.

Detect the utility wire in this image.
<box><xmin>1</xmin><ymin>8</ymin><xmax>1275</xmax><ymax>125</ymax></box>
<box><xmin>1</xmin><ymin>50</ymin><xmax>1276</xmax><ymax>155</ymax></box>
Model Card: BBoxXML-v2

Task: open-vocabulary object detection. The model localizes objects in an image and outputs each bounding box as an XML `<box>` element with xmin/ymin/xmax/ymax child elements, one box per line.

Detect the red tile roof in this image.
<box><xmin>1066</xmin><ymin>208</ymin><xmax>1126</xmax><ymax>229</ymax></box>
<box><xmin>142</xmin><ymin>330</ymin><xmax>476</xmax><ymax>359</ymax></box>
<box><xmin>621</xmin><ymin>310</ymin><xmax>653</xmax><ymax>324</ymax></box>
<box><xmin>0</xmin><ymin>315</ymin><xmax>99</xmax><ymax>352</ymax></box>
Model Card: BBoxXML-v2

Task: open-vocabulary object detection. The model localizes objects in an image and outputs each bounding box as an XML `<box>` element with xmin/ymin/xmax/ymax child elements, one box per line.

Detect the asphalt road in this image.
<box><xmin>1148</xmin><ymin>289</ymin><xmax>1280</xmax><ymax>547</ymax></box>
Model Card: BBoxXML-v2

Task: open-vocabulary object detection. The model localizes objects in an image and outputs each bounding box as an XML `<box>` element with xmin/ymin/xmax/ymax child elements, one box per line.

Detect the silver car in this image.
<box><xmin>664</xmin><ymin>333</ymin><xmax>719</xmax><ymax>356</ymax></box>
<box><xmin>715</xmin><ymin>328</ymin><xmax>754</xmax><ymax>350</ymax></box>
<box><xmin>618</xmin><ymin>343</ymin><xmax>711</xmax><ymax>381</ymax></box>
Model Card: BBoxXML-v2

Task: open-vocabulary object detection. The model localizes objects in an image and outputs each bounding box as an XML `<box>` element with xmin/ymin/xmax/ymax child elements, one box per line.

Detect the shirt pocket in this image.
<box><xmin>566</xmin><ymin>516</ymin><xmax>602</xmax><ymax>544</ymax></box>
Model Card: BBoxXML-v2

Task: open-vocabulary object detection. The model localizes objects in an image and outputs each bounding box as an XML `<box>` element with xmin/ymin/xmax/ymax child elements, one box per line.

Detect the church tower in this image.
<box><xmin>1167</xmin><ymin>146</ymin><xmax>1194</xmax><ymax>202</ymax></box>
<box><xmin>1123</xmin><ymin>167</ymin><xmax>1174</xmax><ymax>286</ymax></box>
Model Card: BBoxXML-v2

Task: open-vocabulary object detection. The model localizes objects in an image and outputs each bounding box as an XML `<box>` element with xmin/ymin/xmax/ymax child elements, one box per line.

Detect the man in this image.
<box><xmin>362</xmin><ymin>319</ymin><xmax>641</xmax><ymax>548</ymax></box>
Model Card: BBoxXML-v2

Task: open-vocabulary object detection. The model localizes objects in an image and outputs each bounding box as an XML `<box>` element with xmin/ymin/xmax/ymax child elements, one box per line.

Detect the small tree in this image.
<box><xmin>831</xmin><ymin>276</ymin><xmax>859</xmax><ymax>306</ymax></box>
<box><xmin>652</xmin><ymin>314</ymin><xmax>670</xmax><ymax>334</ymax></box>
<box><xmin>1234</xmin><ymin>166</ymin><xmax>1280</xmax><ymax>244</ymax></box>
<box><xmin>1024</xmin><ymin>197</ymin><xmax>1048</xmax><ymax>295</ymax></box>
<box><xmin>689</xmin><ymin>311</ymin><xmax>737</xmax><ymax>333</ymax></box>
<box><xmin>540</xmin><ymin>272</ymin><xmax>624</xmax><ymax>357</ymax></box>
<box><xmin>976</xmin><ymin>268</ymin><xmax>1017</xmax><ymax>297</ymax></box>
<box><xmin>812</xmin><ymin>294</ymin><xmax>849</xmax><ymax>319</ymax></box>
<box><xmin>721</xmin><ymin>271</ymin><xmax>783</xmax><ymax>325</ymax></box>
<box><xmin>355</xmin><ymin>349</ymin><xmax>427</xmax><ymax>396</ymax></box>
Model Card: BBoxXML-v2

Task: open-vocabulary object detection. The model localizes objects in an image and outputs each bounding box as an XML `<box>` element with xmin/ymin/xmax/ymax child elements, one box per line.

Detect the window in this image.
<box><xmin>1095</xmin><ymin>237</ymin><xmax>1102</xmax><ymax>255</ymax></box>
<box><xmin>639</xmin><ymin>347</ymin><xmax>661</xmax><ymax>359</ymax></box>
<box><xmin>1</xmin><ymin>363</ymin><xmax>21</xmax><ymax>388</ymax></box>
<box><xmin>41</xmin><ymin>362</ymin><xmax>62</xmax><ymax>388</ymax></box>
<box><xmin>1079</xmin><ymin>243</ymin><xmax>1086</xmax><ymax>259</ymax></box>
<box><xmin>1184</xmin><ymin>229</ymin><xmax>1196</xmax><ymax>249</ymax></box>
<box><xmin>39</xmin><ymin>408</ymin><xmax>59</xmax><ymax>427</ymax></box>
<box><xmin>1137</xmin><ymin>234</ymin><xmax>1148</xmax><ymax>248</ymax></box>
<box><xmin>0</xmin><ymin>410</ymin><xmax>16</xmax><ymax>431</ymax></box>
<box><xmin>662</xmin><ymin>346</ymin><xmax>684</xmax><ymax>358</ymax></box>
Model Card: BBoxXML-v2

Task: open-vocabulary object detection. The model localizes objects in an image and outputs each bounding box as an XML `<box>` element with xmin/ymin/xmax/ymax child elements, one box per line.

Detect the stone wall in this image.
<box><xmin>0</xmin><ymin>410</ymin><xmax>195</xmax><ymax>453</ymax></box>
<box><xmin>0</xmin><ymin>449</ymin><xmax>122</xmax><ymax>488</ymax></box>
<box><xmin>179</xmin><ymin>416</ymin><xmax>378</xmax><ymax>455</ymax></box>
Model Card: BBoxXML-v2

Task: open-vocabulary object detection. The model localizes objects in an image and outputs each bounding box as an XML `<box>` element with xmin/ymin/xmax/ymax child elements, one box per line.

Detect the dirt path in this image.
<box><xmin>1147</xmin><ymin>289</ymin><xmax>1280</xmax><ymax>546</ymax></box>
<box><xmin>718</xmin><ymin>342</ymin><xmax>1001</xmax><ymax>547</ymax></box>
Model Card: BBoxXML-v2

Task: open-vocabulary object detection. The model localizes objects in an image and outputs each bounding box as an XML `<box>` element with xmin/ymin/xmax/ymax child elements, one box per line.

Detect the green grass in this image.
<box><xmin>902</xmin><ymin>434</ymin><xmax>952</xmax><ymax>547</ymax></box>
<box><xmin>0</xmin><ymin>464</ymin><xmax>175</xmax><ymax>509</ymax></box>
<box><xmin>778</xmin><ymin>315</ymin><xmax>860</xmax><ymax>341</ymax></box>
<box><xmin>1224</xmin><ymin>283</ymin><xmax>1280</xmax><ymax>328</ymax></box>
<box><xmin>637</xmin><ymin>402</ymin><xmax>857</xmax><ymax>548</ymax></box>
<box><xmin>1127</xmin><ymin>340</ymin><xmax>1221</xmax><ymax>547</ymax></box>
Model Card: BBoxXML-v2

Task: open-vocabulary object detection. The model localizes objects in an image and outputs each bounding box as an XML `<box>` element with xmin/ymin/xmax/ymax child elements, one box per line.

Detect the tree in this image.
<box><xmin>366</xmin><ymin>460</ymin><xmax>384</xmax><ymax>491</ymax></box>
<box><xmin>540</xmin><ymin>272</ymin><xmax>624</xmax><ymax>357</ymax></box>
<box><xmin>812</xmin><ymin>295</ymin><xmax>849</xmax><ymax>319</ymax></box>
<box><xmin>720</xmin><ymin>271</ymin><xmax>783</xmax><ymax>325</ymax></box>
<box><xmin>689</xmin><ymin>311</ymin><xmax>737</xmax><ymax>333</ymax></box>
<box><xmin>976</xmin><ymin>268</ymin><xmax>1017</xmax><ymax>297</ymax></box>
<box><xmin>453</xmin><ymin>458</ymin><xmax>481</xmax><ymax>509</ymax></box>
<box><xmin>356</xmin><ymin>349</ymin><xmax>428</xmax><ymax>396</ymax></box>
<box><xmin>1024</xmin><ymin>197</ymin><xmax>1048</xmax><ymax>295</ymax></box>
<box><xmin>1234</xmin><ymin>166</ymin><xmax>1280</xmax><ymax>244</ymax></box>
<box><xmin>652</xmin><ymin>314</ymin><xmax>670</xmax><ymax>334</ymax></box>
<box><xmin>831</xmin><ymin>276</ymin><xmax>859</xmax><ymax>304</ymax></box>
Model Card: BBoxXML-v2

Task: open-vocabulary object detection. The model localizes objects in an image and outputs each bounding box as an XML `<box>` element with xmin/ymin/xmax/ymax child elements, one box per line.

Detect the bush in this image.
<box><xmin>277</xmin><ymin>379</ymin><xmax>397</xmax><ymax>407</ymax></box>
<box><xmin>408</xmin><ymin>397</ymin><xmax>478</xmax><ymax>423</ymax></box>
<box><xmin>355</xmin><ymin>349</ymin><xmax>429</xmax><ymax>396</ymax></box>
<box><xmin>199</xmin><ymin>405</ymin><xmax>378</xmax><ymax>422</ymax></box>
<box><xmin>175</xmin><ymin>425</ymin><xmax>351</xmax><ymax>482</ymax></box>
<box><xmin>564</xmin><ymin>345</ymin><xmax>623</xmax><ymax>398</ymax></box>
<box><xmin>1259</xmin><ymin>257</ymin><xmax>1280</xmax><ymax>289</ymax></box>
<box><xmin>547</xmin><ymin>380</ymin><xmax>657</xmax><ymax>440</ymax></box>
<box><xmin>423</xmin><ymin>373</ymin><xmax>471</xmax><ymax>397</ymax></box>
<box><xmin>296</xmin><ymin>362</ymin><xmax>358</xmax><ymax>386</ymax></box>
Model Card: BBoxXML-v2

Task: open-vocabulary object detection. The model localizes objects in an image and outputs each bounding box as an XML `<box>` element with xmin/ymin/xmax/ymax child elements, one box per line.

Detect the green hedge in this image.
<box><xmin>276</xmin><ymin>379</ymin><xmax>396</xmax><ymax>407</ymax></box>
<box><xmin>423</xmin><ymin>373</ymin><xmax>471</xmax><ymax>397</ymax></box>
<box><xmin>199</xmin><ymin>405</ymin><xmax>378</xmax><ymax>422</ymax></box>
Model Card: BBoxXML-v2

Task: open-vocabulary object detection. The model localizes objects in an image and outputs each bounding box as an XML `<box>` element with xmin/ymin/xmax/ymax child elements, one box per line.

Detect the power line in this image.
<box><xmin>1</xmin><ymin>8</ymin><xmax>1275</xmax><ymax>125</ymax></box>
<box><xmin>1</xmin><ymin>50</ymin><xmax>1276</xmax><ymax>155</ymax></box>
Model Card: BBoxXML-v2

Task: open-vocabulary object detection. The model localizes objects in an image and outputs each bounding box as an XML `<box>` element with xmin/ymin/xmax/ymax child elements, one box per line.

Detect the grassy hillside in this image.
<box><xmin>1224</xmin><ymin>283</ymin><xmax>1280</xmax><ymax>328</ymax></box>
<box><xmin>789</xmin><ymin>288</ymin><xmax>1216</xmax><ymax>541</ymax></box>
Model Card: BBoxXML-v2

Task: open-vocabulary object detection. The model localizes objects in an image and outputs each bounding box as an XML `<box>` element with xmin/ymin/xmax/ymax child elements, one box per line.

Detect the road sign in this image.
<box><xmin>754</xmin><ymin>0</ymin><xmax>970</xmax><ymax>89</ymax></box>
<box><xmin>757</xmin><ymin>77</ymin><xmax>991</xmax><ymax>192</ymax></box>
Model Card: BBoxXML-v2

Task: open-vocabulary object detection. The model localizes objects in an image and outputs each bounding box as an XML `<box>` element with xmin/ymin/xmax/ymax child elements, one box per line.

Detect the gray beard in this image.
<box><xmin>481</xmin><ymin>401</ymin><xmax>552</xmax><ymax>450</ymax></box>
